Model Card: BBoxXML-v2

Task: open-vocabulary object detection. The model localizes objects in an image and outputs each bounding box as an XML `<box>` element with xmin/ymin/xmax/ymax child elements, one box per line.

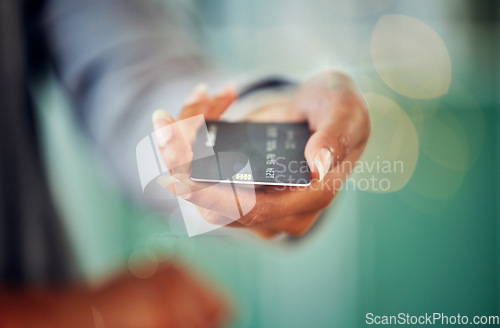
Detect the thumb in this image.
<box><xmin>304</xmin><ymin>106</ymin><xmax>369</xmax><ymax>181</ymax></box>
<box><xmin>304</xmin><ymin>128</ymin><xmax>347</xmax><ymax>182</ymax></box>
<box><xmin>299</xmin><ymin>72</ymin><xmax>370</xmax><ymax>181</ymax></box>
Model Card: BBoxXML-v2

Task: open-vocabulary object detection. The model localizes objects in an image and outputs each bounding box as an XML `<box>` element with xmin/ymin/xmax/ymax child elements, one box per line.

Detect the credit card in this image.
<box><xmin>191</xmin><ymin>121</ymin><xmax>311</xmax><ymax>186</ymax></box>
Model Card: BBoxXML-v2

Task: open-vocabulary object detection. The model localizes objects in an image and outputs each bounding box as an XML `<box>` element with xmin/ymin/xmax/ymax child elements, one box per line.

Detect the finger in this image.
<box><xmin>152</xmin><ymin>142</ymin><xmax>247</xmax><ymax>223</ymax></box>
<box><xmin>163</xmin><ymin>176</ymin><xmax>256</xmax><ymax>224</ymax></box>
<box><xmin>169</xmin><ymin>163</ymin><xmax>335</xmax><ymax>228</ymax></box>
<box><xmin>195</xmin><ymin>203</ymin><xmax>241</xmax><ymax>227</ymax></box>
<box><xmin>151</xmin><ymin>85</ymin><xmax>209</xmax><ymax>177</ymax></box>
<box><xmin>183</xmin><ymin>179</ymin><xmax>324</xmax><ymax>235</ymax></box>
<box><xmin>204</xmin><ymin>84</ymin><xmax>238</xmax><ymax>120</ymax></box>
<box><xmin>304</xmin><ymin>108</ymin><xmax>369</xmax><ymax>181</ymax></box>
<box><xmin>236</xmin><ymin>145</ymin><xmax>365</xmax><ymax>226</ymax></box>
<box><xmin>244</xmin><ymin>101</ymin><xmax>306</xmax><ymax>122</ymax></box>
<box><xmin>248</xmin><ymin>227</ymin><xmax>281</xmax><ymax>239</ymax></box>
<box><xmin>235</xmin><ymin>210</ymin><xmax>321</xmax><ymax>238</ymax></box>
<box><xmin>175</xmin><ymin>84</ymin><xmax>238</xmax><ymax>160</ymax></box>
<box><xmin>165</xmin><ymin>175</ymin><xmax>327</xmax><ymax>228</ymax></box>
<box><xmin>253</xmin><ymin>210</ymin><xmax>320</xmax><ymax>232</ymax></box>
<box><xmin>178</xmin><ymin>83</ymin><xmax>211</xmax><ymax>120</ymax></box>
<box><xmin>224</xmin><ymin>220</ymin><xmax>283</xmax><ymax>239</ymax></box>
<box><xmin>152</xmin><ymin>110</ymin><xmax>194</xmax><ymax>175</ymax></box>
<box><xmin>235</xmin><ymin>185</ymin><xmax>331</xmax><ymax>227</ymax></box>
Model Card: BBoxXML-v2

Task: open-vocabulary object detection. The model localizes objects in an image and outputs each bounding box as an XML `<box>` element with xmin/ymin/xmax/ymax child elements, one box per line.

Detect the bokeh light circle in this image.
<box><xmin>398</xmin><ymin>82</ymin><xmax>484</xmax><ymax>209</ymax></box>
<box><xmin>406</xmin><ymin>153</ymin><xmax>465</xmax><ymax>201</ymax></box>
<box><xmin>371</xmin><ymin>15</ymin><xmax>452</xmax><ymax>99</ymax></box>
<box><xmin>412</xmin><ymin>105</ymin><xmax>468</xmax><ymax>171</ymax></box>
<box><xmin>128</xmin><ymin>248</ymin><xmax>159</xmax><ymax>279</ymax></box>
<box><xmin>409</xmin><ymin>82</ymin><xmax>485</xmax><ymax>173</ymax></box>
<box><xmin>145</xmin><ymin>234</ymin><xmax>175</xmax><ymax>260</ymax></box>
<box><xmin>321</xmin><ymin>0</ymin><xmax>397</xmax><ymax>17</ymax></box>
<box><xmin>438</xmin><ymin>82</ymin><xmax>485</xmax><ymax>168</ymax></box>
<box><xmin>351</xmin><ymin>93</ymin><xmax>419</xmax><ymax>192</ymax></box>
<box><xmin>172</xmin><ymin>237</ymin><xmax>197</xmax><ymax>267</ymax></box>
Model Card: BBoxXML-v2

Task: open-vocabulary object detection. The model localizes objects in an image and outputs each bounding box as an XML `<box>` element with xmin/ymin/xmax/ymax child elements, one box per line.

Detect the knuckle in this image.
<box><xmin>181</xmin><ymin>103</ymin><xmax>204</xmax><ymax>118</ymax></box>
<box><xmin>336</xmin><ymin>132</ymin><xmax>351</xmax><ymax>159</ymax></box>
<box><xmin>325</xmin><ymin>71</ymin><xmax>354</xmax><ymax>92</ymax></box>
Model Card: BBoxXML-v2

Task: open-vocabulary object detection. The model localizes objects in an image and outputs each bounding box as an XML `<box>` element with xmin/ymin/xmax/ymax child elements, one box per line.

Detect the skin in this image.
<box><xmin>153</xmin><ymin>71</ymin><xmax>370</xmax><ymax>238</ymax></box>
<box><xmin>0</xmin><ymin>262</ymin><xmax>231</xmax><ymax>328</ymax></box>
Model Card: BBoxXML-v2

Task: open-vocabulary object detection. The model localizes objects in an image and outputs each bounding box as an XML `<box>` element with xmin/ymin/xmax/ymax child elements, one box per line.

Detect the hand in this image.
<box><xmin>92</xmin><ymin>262</ymin><xmax>230</xmax><ymax>328</ymax></box>
<box><xmin>0</xmin><ymin>262</ymin><xmax>230</xmax><ymax>328</ymax></box>
<box><xmin>152</xmin><ymin>72</ymin><xmax>370</xmax><ymax>238</ymax></box>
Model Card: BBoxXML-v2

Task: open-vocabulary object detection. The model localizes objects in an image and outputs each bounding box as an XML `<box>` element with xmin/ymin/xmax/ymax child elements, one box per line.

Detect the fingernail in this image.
<box><xmin>186</xmin><ymin>83</ymin><xmax>208</xmax><ymax>105</ymax></box>
<box><xmin>152</xmin><ymin>109</ymin><xmax>174</xmax><ymax>124</ymax></box>
<box><xmin>314</xmin><ymin>148</ymin><xmax>333</xmax><ymax>182</ymax></box>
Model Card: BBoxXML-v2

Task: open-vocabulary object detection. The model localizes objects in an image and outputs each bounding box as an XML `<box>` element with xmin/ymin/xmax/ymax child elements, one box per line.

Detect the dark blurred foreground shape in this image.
<box><xmin>0</xmin><ymin>0</ymin><xmax>74</xmax><ymax>285</ymax></box>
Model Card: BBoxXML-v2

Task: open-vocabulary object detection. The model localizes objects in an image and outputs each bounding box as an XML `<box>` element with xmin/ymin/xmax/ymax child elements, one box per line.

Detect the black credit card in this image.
<box><xmin>191</xmin><ymin>121</ymin><xmax>311</xmax><ymax>186</ymax></box>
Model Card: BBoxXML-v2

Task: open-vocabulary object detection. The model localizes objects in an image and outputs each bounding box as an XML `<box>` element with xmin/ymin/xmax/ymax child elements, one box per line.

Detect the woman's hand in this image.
<box><xmin>152</xmin><ymin>71</ymin><xmax>370</xmax><ymax>238</ymax></box>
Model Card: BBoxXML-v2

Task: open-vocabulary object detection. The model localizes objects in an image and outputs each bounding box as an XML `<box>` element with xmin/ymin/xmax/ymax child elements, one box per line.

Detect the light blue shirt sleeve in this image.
<box><xmin>42</xmin><ymin>0</ymin><xmax>223</xmax><ymax>194</ymax></box>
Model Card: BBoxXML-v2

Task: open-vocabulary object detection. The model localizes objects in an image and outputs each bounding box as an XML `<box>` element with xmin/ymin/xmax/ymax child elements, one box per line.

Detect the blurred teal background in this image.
<box><xmin>36</xmin><ymin>0</ymin><xmax>498</xmax><ymax>327</ymax></box>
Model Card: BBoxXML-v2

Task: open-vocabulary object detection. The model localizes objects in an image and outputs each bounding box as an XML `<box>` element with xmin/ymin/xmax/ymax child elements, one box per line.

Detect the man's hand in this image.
<box><xmin>152</xmin><ymin>72</ymin><xmax>370</xmax><ymax>238</ymax></box>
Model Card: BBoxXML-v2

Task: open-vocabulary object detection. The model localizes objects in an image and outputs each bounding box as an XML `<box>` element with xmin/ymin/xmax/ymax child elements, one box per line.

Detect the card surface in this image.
<box><xmin>191</xmin><ymin>121</ymin><xmax>311</xmax><ymax>186</ymax></box>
